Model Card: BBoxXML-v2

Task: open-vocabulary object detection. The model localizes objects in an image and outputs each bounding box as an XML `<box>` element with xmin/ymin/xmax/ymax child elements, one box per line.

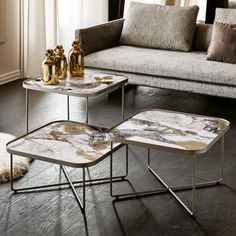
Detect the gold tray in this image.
<box><xmin>94</xmin><ymin>75</ymin><xmax>113</xmax><ymax>83</ymax></box>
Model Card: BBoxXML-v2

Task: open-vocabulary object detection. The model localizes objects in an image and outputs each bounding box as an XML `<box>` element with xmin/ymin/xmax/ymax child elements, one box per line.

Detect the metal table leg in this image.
<box><xmin>220</xmin><ymin>135</ymin><xmax>224</xmax><ymax>182</ymax></box>
<box><xmin>110</xmin><ymin>141</ymin><xmax>114</xmax><ymax>197</ymax></box>
<box><xmin>9</xmin><ymin>144</ymin><xmax>128</xmax><ymax>212</ymax></box>
<box><xmin>110</xmin><ymin>138</ymin><xmax>225</xmax><ymax>216</ymax></box>
<box><xmin>10</xmin><ymin>154</ymin><xmax>15</xmax><ymax>192</ymax></box>
<box><xmin>192</xmin><ymin>155</ymin><xmax>196</xmax><ymax>215</ymax></box>
<box><xmin>110</xmin><ymin>143</ymin><xmax>165</xmax><ymax>199</ymax></box>
<box><xmin>85</xmin><ymin>97</ymin><xmax>88</xmax><ymax>124</ymax></box>
<box><xmin>26</xmin><ymin>89</ymin><xmax>29</xmax><ymax>133</ymax></box>
<box><xmin>67</xmin><ymin>95</ymin><xmax>70</xmax><ymax>120</ymax></box>
<box><xmin>61</xmin><ymin>165</ymin><xmax>85</xmax><ymax>213</ymax></box>
<box><xmin>121</xmin><ymin>85</ymin><xmax>125</xmax><ymax>120</ymax></box>
<box><xmin>125</xmin><ymin>144</ymin><xmax>129</xmax><ymax>177</ymax></box>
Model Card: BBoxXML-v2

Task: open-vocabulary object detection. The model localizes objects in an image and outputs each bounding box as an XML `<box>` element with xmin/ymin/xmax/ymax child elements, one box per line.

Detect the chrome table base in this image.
<box><xmin>110</xmin><ymin>137</ymin><xmax>224</xmax><ymax>216</ymax></box>
<box><xmin>25</xmin><ymin>84</ymin><xmax>125</xmax><ymax>132</ymax></box>
<box><xmin>10</xmin><ymin>145</ymin><xmax>128</xmax><ymax>213</ymax></box>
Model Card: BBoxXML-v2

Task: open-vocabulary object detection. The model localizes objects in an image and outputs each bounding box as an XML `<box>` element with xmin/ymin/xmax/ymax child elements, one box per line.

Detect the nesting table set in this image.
<box><xmin>23</xmin><ymin>70</ymin><xmax>127</xmax><ymax>131</ymax></box>
<box><xmin>7</xmin><ymin>71</ymin><xmax>230</xmax><ymax>216</ymax></box>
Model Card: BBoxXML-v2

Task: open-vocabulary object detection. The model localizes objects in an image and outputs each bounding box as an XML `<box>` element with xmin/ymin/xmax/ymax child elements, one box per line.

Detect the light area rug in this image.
<box><xmin>0</xmin><ymin>133</ymin><xmax>30</xmax><ymax>183</ymax></box>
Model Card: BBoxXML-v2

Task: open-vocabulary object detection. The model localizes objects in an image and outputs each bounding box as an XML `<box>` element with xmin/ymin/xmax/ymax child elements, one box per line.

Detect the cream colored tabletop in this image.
<box><xmin>108</xmin><ymin>109</ymin><xmax>230</xmax><ymax>155</ymax></box>
<box><xmin>23</xmin><ymin>71</ymin><xmax>128</xmax><ymax>97</ymax></box>
<box><xmin>7</xmin><ymin>121</ymin><xmax>121</xmax><ymax>168</ymax></box>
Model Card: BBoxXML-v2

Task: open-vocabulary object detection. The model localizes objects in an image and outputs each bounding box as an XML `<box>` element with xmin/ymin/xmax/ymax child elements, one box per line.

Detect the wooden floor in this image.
<box><xmin>0</xmin><ymin>79</ymin><xmax>236</xmax><ymax>236</ymax></box>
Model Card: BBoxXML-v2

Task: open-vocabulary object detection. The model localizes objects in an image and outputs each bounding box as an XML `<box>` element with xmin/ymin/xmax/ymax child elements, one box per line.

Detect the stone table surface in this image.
<box><xmin>7</xmin><ymin>121</ymin><xmax>120</xmax><ymax>168</ymax></box>
<box><xmin>108</xmin><ymin>109</ymin><xmax>230</xmax><ymax>155</ymax></box>
<box><xmin>23</xmin><ymin>71</ymin><xmax>128</xmax><ymax>97</ymax></box>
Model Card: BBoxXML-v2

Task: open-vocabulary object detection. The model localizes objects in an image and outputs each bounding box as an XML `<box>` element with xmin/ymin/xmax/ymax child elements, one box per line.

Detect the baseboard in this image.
<box><xmin>0</xmin><ymin>70</ymin><xmax>21</xmax><ymax>85</ymax></box>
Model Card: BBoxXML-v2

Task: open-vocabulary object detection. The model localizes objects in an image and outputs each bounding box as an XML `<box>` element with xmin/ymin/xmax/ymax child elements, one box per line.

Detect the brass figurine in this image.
<box><xmin>54</xmin><ymin>45</ymin><xmax>67</xmax><ymax>79</ymax></box>
<box><xmin>41</xmin><ymin>49</ymin><xmax>59</xmax><ymax>85</ymax></box>
<box><xmin>68</xmin><ymin>40</ymin><xmax>84</xmax><ymax>77</ymax></box>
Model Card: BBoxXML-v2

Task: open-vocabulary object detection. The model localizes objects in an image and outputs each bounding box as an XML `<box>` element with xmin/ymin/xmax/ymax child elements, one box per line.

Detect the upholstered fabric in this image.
<box><xmin>207</xmin><ymin>22</ymin><xmax>236</xmax><ymax>64</ymax></box>
<box><xmin>87</xmin><ymin>68</ymin><xmax>236</xmax><ymax>99</ymax></box>
<box><xmin>120</xmin><ymin>2</ymin><xmax>199</xmax><ymax>52</ymax></box>
<box><xmin>214</xmin><ymin>8</ymin><xmax>236</xmax><ymax>24</ymax></box>
<box><xmin>75</xmin><ymin>19</ymin><xmax>124</xmax><ymax>56</ymax></box>
<box><xmin>193</xmin><ymin>23</ymin><xmax>212</xmax><ymax>51</ymax></box>
<box><xmin>85</xmin><ymin>45</ymin><xmax>236</xmax><ymax>86</ymax></box>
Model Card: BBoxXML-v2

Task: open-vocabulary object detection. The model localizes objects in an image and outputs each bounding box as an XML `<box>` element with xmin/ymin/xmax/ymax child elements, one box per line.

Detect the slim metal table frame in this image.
<box><xmin>7</xmin><ymin>122</ymin><xmax>128</xmax><ymax>214</ymax></box>
<box><xmin>110</xmin><ymin>137</ymin><xmax>224</xmax><ymax>216</ymax></box>
<box><xmin>108</xmin><ymin>109</ymin><xmax>229</xmax><ymax>216</ymax></box>
<box><xmin>24</xmin><ymin>77</ymin><xmax>126</xmax><ymax>133</ymax></box>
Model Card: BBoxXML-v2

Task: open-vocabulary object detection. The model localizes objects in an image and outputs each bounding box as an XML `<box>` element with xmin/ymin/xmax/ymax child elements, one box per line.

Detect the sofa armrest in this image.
<box><xmin>75</xmin><ymin>19</ymin><xmax>124</xmax><ymax>56</ymax></box>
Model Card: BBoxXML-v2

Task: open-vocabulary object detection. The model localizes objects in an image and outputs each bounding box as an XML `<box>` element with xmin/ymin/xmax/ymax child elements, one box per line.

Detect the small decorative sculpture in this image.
<box><xmin>41</xmin><ymin>49</ymin><xmax>59</xmax><ymax>85</ymax></box>
<box><xmin>54</xmin><ymin>45</ymin><xmax>67</xmax><ymax>79</ymax></box>
<box><xmin>68</xmin><ymin>40</ymin><xmax>84</xmax><ymax>77</ymax></box>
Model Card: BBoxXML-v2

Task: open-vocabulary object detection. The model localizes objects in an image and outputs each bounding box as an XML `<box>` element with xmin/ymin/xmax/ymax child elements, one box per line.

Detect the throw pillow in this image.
<box><xmin>207</xmin><ymin>22</ymin><xmax>236</xmax><ymax>64</ymax></box>
<box><xmin>120</xmin><ymin>2</ymin><xmax>199</xmax><ymax>52</ymax></box>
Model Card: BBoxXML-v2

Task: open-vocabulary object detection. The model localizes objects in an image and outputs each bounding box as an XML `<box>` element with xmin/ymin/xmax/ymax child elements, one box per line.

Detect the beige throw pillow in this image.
<box><xmin>120</xmin><ymin>2</ymin><xmax>199</xmax><ymax>52</ymax></box>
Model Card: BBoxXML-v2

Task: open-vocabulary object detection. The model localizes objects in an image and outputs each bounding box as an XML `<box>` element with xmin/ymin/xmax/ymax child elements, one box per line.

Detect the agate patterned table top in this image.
<box><xmin>23</xmin><ymin>71</ymin><xmax>127</xmax><ymax>97</ymax></box>
<box><xmin>108</xmin><ymin>109</ymin><xmax>230</xmax><ymax>155</ymax></box>
<box><xmin>7</xmin><ymin>121</ymin><xmax>120</xmax><ymax>168</ymax></box>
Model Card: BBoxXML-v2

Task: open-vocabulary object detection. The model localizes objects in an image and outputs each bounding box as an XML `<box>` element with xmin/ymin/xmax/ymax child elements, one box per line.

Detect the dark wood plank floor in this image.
<box><xmin>0</xmin><ymin>79</ymin><xmax>236</xmax><ymax>236</ymax></box>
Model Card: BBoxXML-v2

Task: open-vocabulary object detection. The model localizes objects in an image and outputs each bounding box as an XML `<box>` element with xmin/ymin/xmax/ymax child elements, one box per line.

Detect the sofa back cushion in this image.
<box><xmin>193</xmin><ymin>23</ymin><xmax>212</xmax><ymax>51</ymax></box>
<box><xmin>120</xmin><ymin>2</ymin><xmax>199</xmax><ymax>52</ymax></box>
<box><xmin>214</xmin><ymin>8</ymin><xmax>236</xmax><ymax>24</ymax></box>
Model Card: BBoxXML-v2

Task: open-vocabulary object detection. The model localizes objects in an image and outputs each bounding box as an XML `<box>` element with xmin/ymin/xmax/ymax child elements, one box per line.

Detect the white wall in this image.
<box><xmin>0</xmin><ymin>0</ymin><xmax>20</xmax><ymax>85</ymax></box>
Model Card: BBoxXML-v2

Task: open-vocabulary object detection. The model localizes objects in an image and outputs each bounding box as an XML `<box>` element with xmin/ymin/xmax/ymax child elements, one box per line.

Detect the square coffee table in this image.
<box><xmin>23</xmin><ymin>70</ymin><xmax>128</xmax><ymax>132</ymax></box>
<box><xmin>6</xmin><ymin>120</ymin><xmax>125</xmax><ymax>213</ymax></box>
<box><xmin>108</xmin><ymin>109</ymin><xmax>230</xmax><ymax>215</ymax></box>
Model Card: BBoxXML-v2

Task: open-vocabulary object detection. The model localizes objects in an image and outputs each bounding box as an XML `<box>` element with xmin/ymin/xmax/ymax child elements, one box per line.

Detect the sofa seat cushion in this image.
<box><xmin>85</xmin><ymin>45</ymin><xmax>236</xmax><ymax>86</ymax></box>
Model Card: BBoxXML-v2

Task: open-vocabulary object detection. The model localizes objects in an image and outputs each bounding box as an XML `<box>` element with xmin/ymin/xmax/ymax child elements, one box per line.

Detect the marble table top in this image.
<box><xmin>23</xmin><ymin>71</ymin><xmax>128</xmax><ymax>97</ymax></box>
<box><xmin>108</xmin><ymin>109</ymin><xmax>230</xmax><ymax>155</ymax></box>
<box><xmin>7</xmin><ymin>121</ymin><xmax>120</xmax><ymax>168</ymax></box>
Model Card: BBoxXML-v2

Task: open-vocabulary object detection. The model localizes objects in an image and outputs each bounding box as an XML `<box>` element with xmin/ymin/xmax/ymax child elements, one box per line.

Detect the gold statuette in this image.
<box><xmin>68</xmin><ymin>40</ymin><xmax>84</xmax><ymax>77</ymax></box>
<box><xmin>41</xmin><ymin>49</ymin><xmax>59</xmax><ymax>85</ymax></box>
<box><xmin>54</xmin><ymin>45</ymin><xmax>67</xmax><ymax>80</ymax></box>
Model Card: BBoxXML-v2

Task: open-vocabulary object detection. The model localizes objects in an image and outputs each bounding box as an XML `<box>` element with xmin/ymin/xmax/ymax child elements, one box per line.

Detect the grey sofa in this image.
<box><xmin>75</xmin><ymin>7</ymin><xmax>236</xmax><ymax>99</ymax></box>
